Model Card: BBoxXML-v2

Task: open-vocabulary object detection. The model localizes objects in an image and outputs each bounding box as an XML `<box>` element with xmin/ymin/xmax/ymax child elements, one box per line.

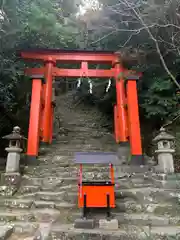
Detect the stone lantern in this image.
<box><xmin>2</xmin><ymin>126</ymin><xmax>26</xmax><ymax>173</ymax></box>
<box><xmin>153</xmin><ymin>127</ymin><xmax>175</xmax><ymax>173</ymax></box>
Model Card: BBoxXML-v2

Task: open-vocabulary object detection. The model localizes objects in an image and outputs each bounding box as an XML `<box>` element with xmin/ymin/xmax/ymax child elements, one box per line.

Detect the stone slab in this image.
<box><xmin>99</xmin><ymin>219</ymin><xmax>118</xmax><ymax>230</ymax></box>
<box><xmin>74</xmin><ymin>219</ymin><xmax>95</xmax><ymax>229</ymax></box>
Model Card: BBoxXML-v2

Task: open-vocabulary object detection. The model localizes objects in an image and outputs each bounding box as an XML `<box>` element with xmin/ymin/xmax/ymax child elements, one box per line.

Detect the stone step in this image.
<box><xmin>21</xmin><ymin>176</ymin><xmax>77</xmax><ymax>187</ymax></box>
<box><xmin>25</xmin><ymin>164</ymin><xmax>153</xmax><ymax>178</ymax></box>
<box><xmin>0</xmin><ymin>195</ymin><xmax>180</xmax><ymax>216</ymax></box>
<box><xmin>8</xmin><ymin>233</ymin><xmax>36</xmax><ymax>240</ymax></box>
<box><xmin>1</xmin><ymin>198</ymin><xmax>75</xmax><ymax>210</ymax></box>
<box><xmin>152</xmin><ymin>178</ymin><xmax>180</xmax><ymax>189</ymax></box>
<box><xmin>1</xmin><ymin>197</ymin><xmax>178</xmax><ymax>217</ymax></box>
<box><xmin>114</xmin><ymin>213</ymin><xmax>179</xmax><ymax>226</ymax></box>
<box><xmin>1</xmin><ymin>208</ymin><xmax>179</xmax><ymax>230</ymax></box>
<box><xmin>27</xmin><ymin>171</ymin><xmax>110</xmax><ymax>179</ymax></box>
<box><xmin>35</xmin><ymin>191</ymin><xmax>66</xmax><ymax>201</ymax></box>
<box><xmin>44</xmin><ymin>144</ymin><xmax>110</xmax><ymax>149</ymax></box>
<box><xmin>34</xmin><ymin>191</ymin><xmax>77</xmax><ymax>204</ymax></box>
<box><xmin>116</xmin><ymin>187</ymin><xmax>180</xmax><ymax>203</ymax></box>
<box><xmin>68</xmin><ymin>210</ymin><xmax>180</xmax><ymax>226</ymax></box>
<box><xmin>33</xmin><ymin>161</ymin><xmax>75</xmax><ymax>168</ymax></box>
<box><xmin>54</xmin><ymin>202</ymin><xmax>76</xmax><ymax>210</ymax></box>
<box><xmin>0</xmin><ymin>222</ymin><xmax>39</xmax><ymax>235</ymax></box>
<box><xmin>8</xmin><ymin>222</ymin><xmax>52</xmax><ymax>240</ymax></box>
<box><xmin>23</xmin><ymin>166</ymin><xmax>154</xmax><ymax>180</ymax></box>
<box><xmin>14</xmin><ymin>186</ymin><xmax>180</xmax><ymax>204</ymax></box>
<box><xmin>50</xmin><ymin>224</ymin><xmax>180</xmax><ymax>240</ymax></box>
<box><xmin>32</xmin><ymin>208</ymin><xmax>61</xmax><ymax>222</ymax></box>
<box><xmin>0</xmin><ymin>210</ymin><xmax>35</xmax><ymax>222</ymax></box>
<box><xmin>27</xmin><ymin>166</ymin><xmax>111</xmax><ymax>173</ymax></box>
<box><xmin>38</xmin><ymin>180</ymin><xmax>153</xmax><ymax>192</ymax></box>
<box><xmin>163</xmin><ymin>173</ymin><xmax>180</xmax><ymax>181</ymax></box>
<box><xmin>116</xmin><ymin>201</ymin><xmax>179</xmax><ymax>215</ymax></box>
<box><xmin>0</xmin><ymin>209</ymin><xmax>61</xmax><ymax>223</ymax></box>
<box><xmin>18</xmin><ymin>186</ymin><xmax>40</xmax><ymax>195</ymax></box>
<box><xmin>30</xmin><ymin>187</ymin><xmax>180</xmax><ymax>205</ymax></box>
<box><xmin>41</xmin><ymin>183</ymin><xmax>78</xmax><ymax>192</ymax></box>
<box><xmin>0</xmin><ymin>199</ymin><xmax>33</xmax><ymax>209</ymax></box>
<box><xmin>40</xmin><ymin>146</ymin><xmax>116</xmax><ymax>152</ymax></box>
<box><xmin>0</xmin><ymin>199</ymin><xmax>72</xmax><ymax>210</ymax></box>
<box><xmin>116</xmin><ymin>165</ymin><xmax>152</xmax><ymax>174</ymax></box>
<box><xmin>26</xmin><ymin>166</ymin><xmax>154</xmax><ymax>178</ymax></box>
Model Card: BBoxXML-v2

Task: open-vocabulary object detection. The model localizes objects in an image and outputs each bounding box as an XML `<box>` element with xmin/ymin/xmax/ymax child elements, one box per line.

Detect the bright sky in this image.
<box><xmin>0</xmin><ymin>10</ymin><xmax>5</xmax><ymax>21</ymax></box>
<box><xmin>76</xmin><ymin>0</ymin><xmax>103</xmax><ymax>17</ymax></box>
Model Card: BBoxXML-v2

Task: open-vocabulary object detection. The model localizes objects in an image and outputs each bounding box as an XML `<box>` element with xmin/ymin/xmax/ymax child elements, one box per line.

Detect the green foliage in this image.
<box><xmin>20</xmin><ymin>0</ymin><xmax>78</xmax><ymax>48</ymax></box>
<box><xmin>140</xmin><ymin>76</ymin><xmax>180</xmax><ymax>119</ymax></box>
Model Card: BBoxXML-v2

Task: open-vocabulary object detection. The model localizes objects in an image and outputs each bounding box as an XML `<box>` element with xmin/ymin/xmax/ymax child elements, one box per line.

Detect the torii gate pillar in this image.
<box><xmin>41</xmin><ymin>59</ymin><xmax>55</xmax><ymax>144</ymax></box>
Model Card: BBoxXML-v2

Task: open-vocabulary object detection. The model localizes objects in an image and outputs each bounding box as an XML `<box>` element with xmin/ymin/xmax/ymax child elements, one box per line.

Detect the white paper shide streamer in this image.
<box><xmin>106</xmin><ymin>79</ymin><xmax>111</xmax><ymax>93</ymax></box>
<box><xmin>88</xmin><ymin>79</ymin><xmax>93</xmax><ymax>94</ymax></box>
<box><xmin>77</xmin><ymin>78</ymin><xmax>82</xmax><ymax>89</ymax></box>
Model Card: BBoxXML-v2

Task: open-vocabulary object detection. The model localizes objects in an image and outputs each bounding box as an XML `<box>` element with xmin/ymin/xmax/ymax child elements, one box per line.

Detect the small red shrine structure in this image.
<box><xmin>74</xmin><ymin>152</ymin><xmax>118</xmax><ymax>218</ymax></box>
<box><xmin>20</xmin><ymin>49</ymin><xmax>143</xmax><ymax>164</ymax></box>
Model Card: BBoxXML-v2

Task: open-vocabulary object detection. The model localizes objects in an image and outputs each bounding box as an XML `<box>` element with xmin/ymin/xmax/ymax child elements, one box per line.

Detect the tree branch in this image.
<box><xmin>122</xmin><ymin>0</ymin><xmax>180</xmax><ymax>89</ymax></box>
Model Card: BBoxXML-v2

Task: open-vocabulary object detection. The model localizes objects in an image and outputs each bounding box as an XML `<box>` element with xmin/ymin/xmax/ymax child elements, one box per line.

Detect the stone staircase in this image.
<box><xmin>0</xmin><ymin>92</ymin><xmax>180</xmax><ymax>239</ymax></box>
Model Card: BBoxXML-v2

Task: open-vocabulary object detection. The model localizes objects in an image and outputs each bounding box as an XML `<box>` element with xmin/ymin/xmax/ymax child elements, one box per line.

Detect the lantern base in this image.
<box><xmin>130</xmin><ymin>155</ymin><xmax>144</xmax><ymax>165</ymax></box>
<box><xmin>1</xmin><ymin>172</ymin><xmax>21</xmax><ymax>187</ymax></box>
<box><xmin>26</xmin><ymin>155</ymin><xmax>39</xmax><ymax>166</ymax></box>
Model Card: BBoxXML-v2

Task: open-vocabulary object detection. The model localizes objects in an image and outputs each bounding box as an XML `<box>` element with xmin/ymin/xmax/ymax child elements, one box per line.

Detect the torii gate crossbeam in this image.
<box><xmin>20</xmin><ymin>49</ymin><xmax>143</xmax><ymax>165</ymax></box>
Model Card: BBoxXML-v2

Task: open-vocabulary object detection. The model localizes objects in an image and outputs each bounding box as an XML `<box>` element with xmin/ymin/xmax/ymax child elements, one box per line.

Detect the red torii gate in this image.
<box><xmin>20</xmin><ymin>49</ymin><xmax>143</xmax><ymax>165</ymax></box>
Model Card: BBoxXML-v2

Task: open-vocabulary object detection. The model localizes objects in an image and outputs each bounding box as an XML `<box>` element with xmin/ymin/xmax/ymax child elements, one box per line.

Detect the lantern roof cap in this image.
<box><xmin>153</xmin><ymin>127</ymin><xmax>175</xmax><ymax>142</ymax></box>
<box><xmin>2</xmin><ymin>126</ymin><xmax>26</xmax><ymax>141</ymax></box>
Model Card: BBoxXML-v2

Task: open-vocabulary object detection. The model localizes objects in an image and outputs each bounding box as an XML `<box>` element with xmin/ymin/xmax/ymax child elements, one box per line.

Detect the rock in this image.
<box><xmin>0</xmin><ymin>225</ymin><xmax>13</xmax><ymax>239</ymax></box>
<box><xmin>0</xmin><ymin>185</ymin><xmax>17</xmax><ymax>196</ymax></box>
<box><xmin>34</xmin><ymin>223</ymin><xmax>52</xmax><ymax>240</ymax></box>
